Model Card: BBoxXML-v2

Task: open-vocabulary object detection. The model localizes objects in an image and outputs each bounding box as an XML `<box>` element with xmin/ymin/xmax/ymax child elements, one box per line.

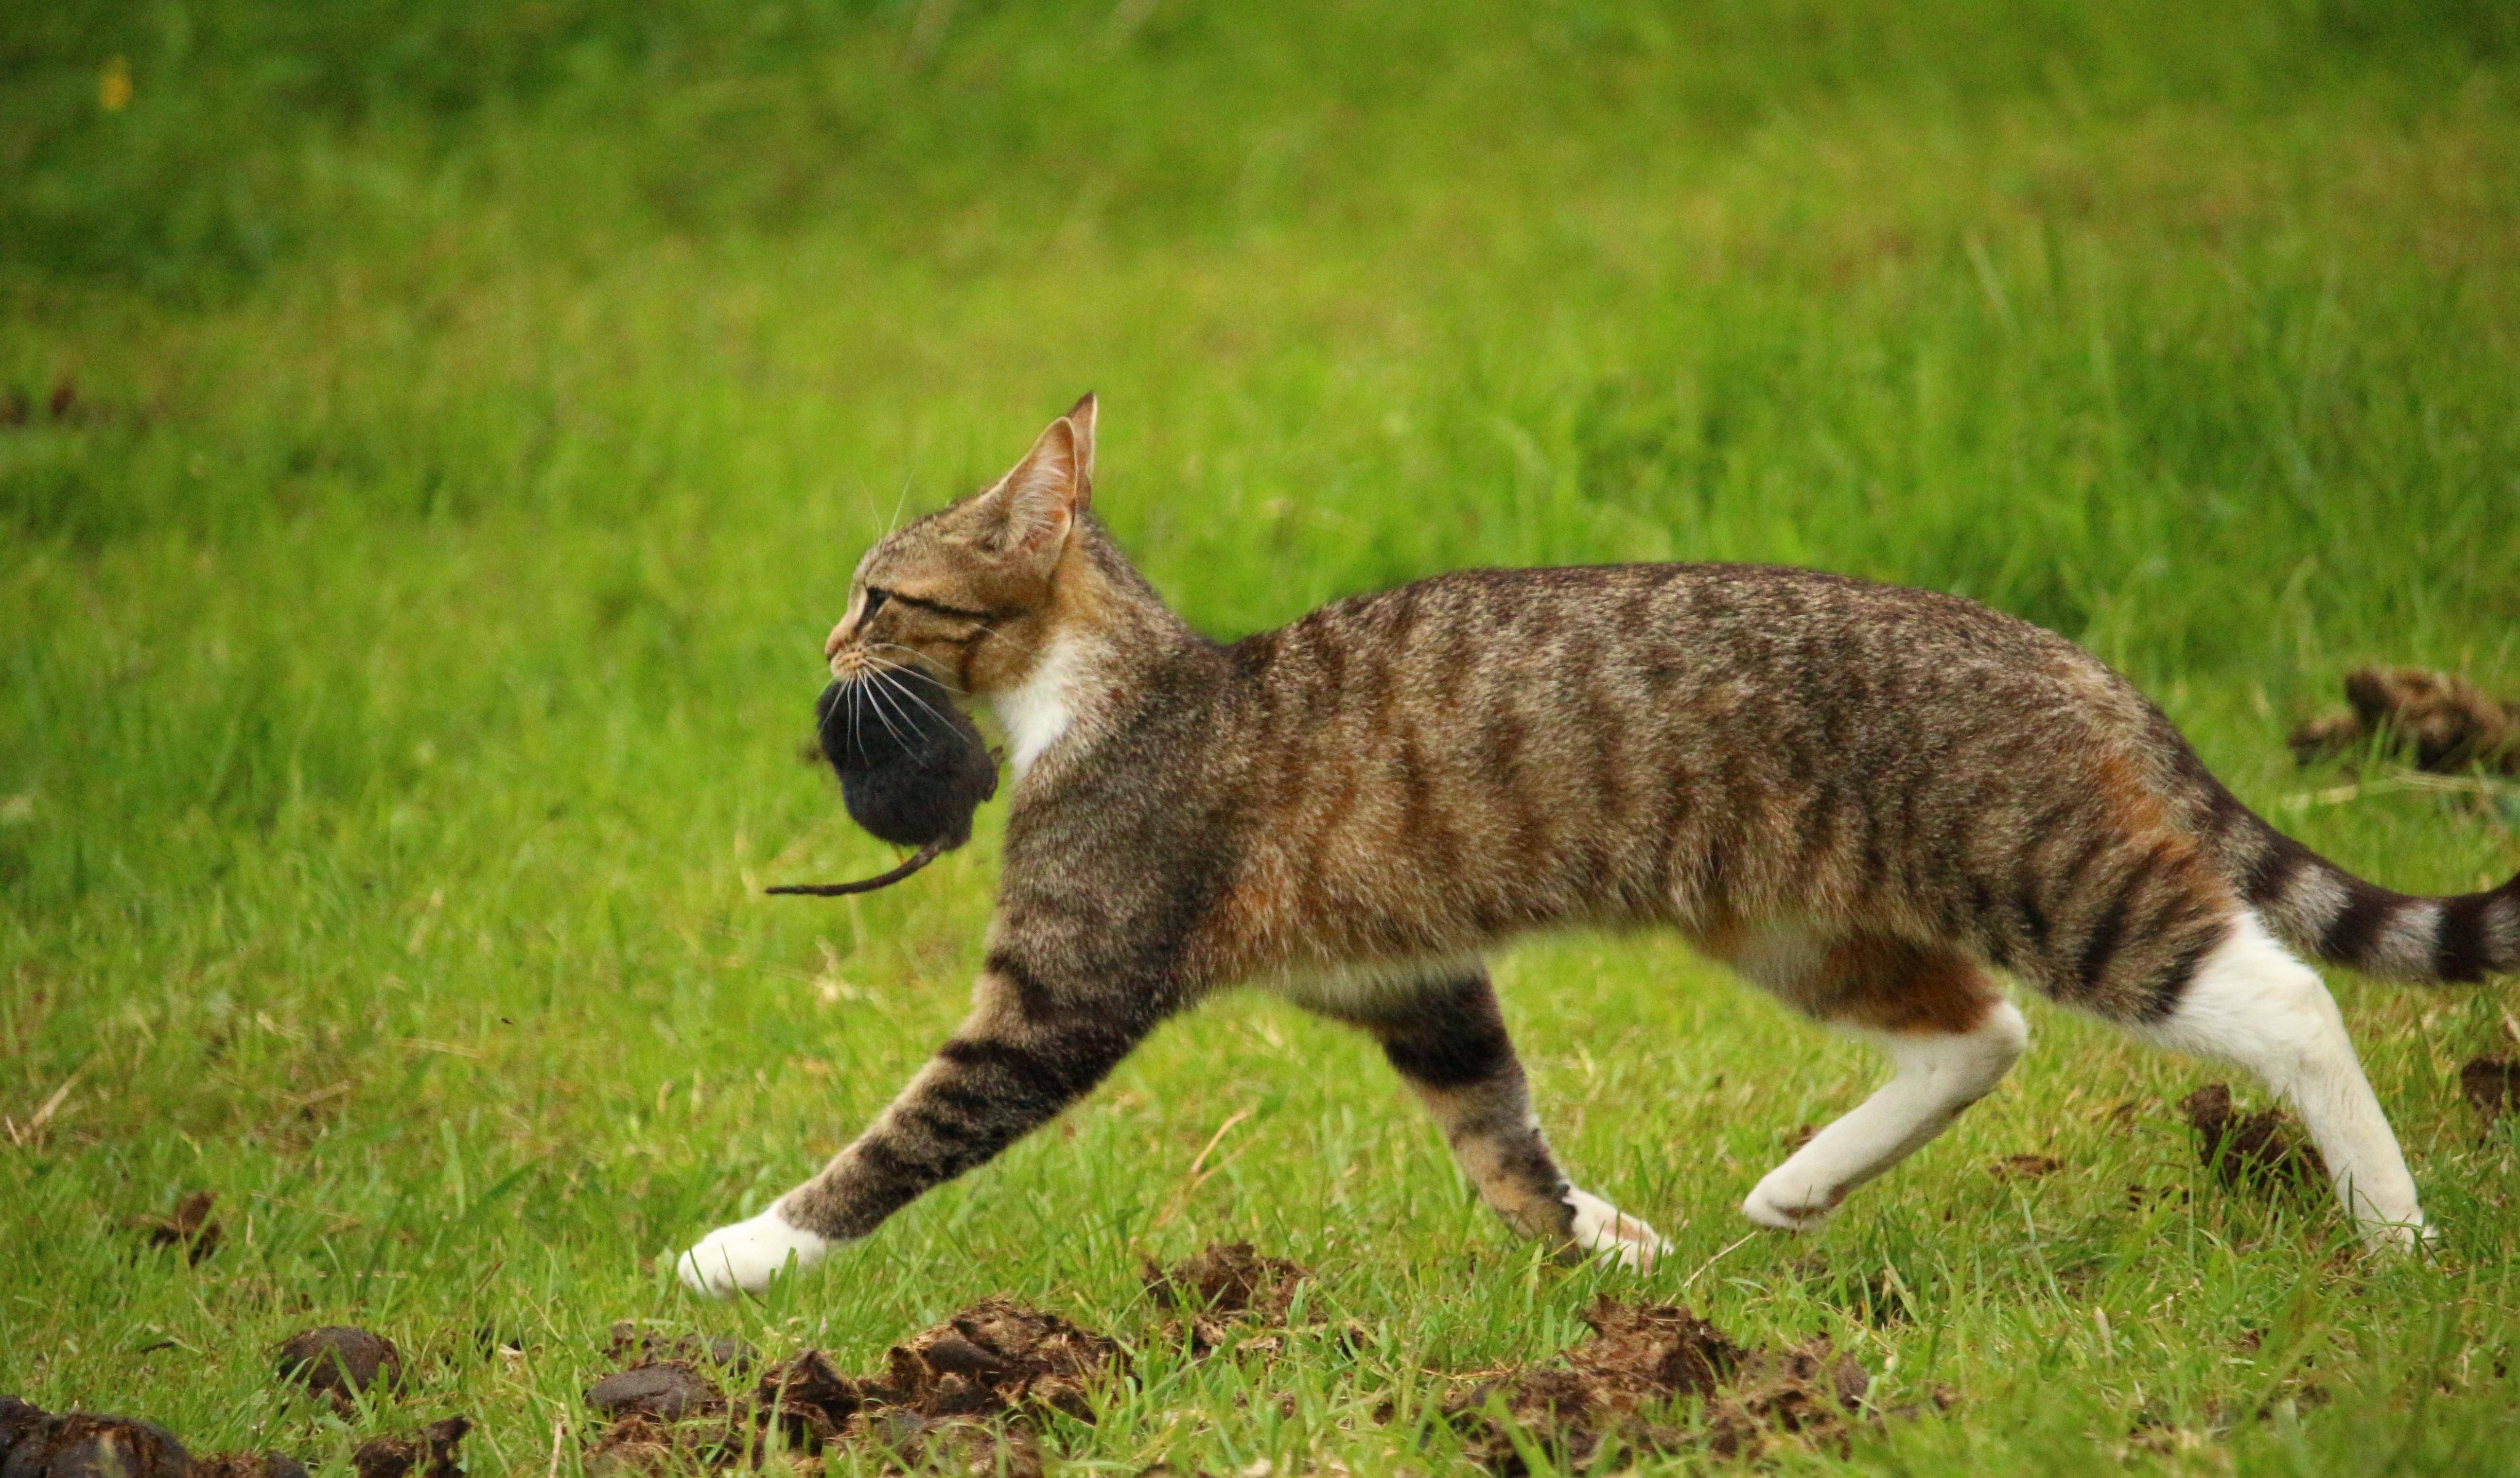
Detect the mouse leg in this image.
<box><xmin>1306</xmin><ymin>966</ymin><xmax>1668</xmax><ymax>1270</ymax></box>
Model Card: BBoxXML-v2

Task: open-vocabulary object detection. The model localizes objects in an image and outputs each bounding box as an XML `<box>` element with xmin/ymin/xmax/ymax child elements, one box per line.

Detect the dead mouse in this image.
<box><xmin>766</xmin><ymin>667</ymin><xmax>999</xmax><ymax>897</ymax></box>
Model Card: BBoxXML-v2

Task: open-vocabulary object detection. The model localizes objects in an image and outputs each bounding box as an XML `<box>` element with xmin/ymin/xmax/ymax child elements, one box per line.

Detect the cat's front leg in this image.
<box><xmin>678</xmin><ymin>953</ymin><xmax>1162</xmax><ymax>1297</ymax></box>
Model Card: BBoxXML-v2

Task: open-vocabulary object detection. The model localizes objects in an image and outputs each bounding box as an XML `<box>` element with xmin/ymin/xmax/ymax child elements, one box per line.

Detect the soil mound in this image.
<box><xmin>131</xmin><ymin>1192</ymin><xmax>222</xmax><ymax>1265</ymax></box>
<box><xmin>1442</xmin><ymin>1298</ymin><xmax>1889</xmax><ymax>1471</ymax></box>
<box><xmin>2290</xmin><ymin>667</ymin><xmax>2520</xmax><ymax>775</ymax></box>
<box><xmin>2179</xmin><ymin>1084</ymin><xmax>2325</xmax><ymax>1193</ymax></box>
<box><xmin>350</xmin><ymin>1418</ymin><xmax>469</xmax><ymax>1478</ymax></box>
<box><xmin>580</xmin><ymin>1298</ymin><xmax>1119</xmax><ymax>1475</ymax></box>
<box><xmin>1143</xmin><ymin>1243</ymin><xmax>1314</xmax><ymax>1355</ymax></box>
<box><xmin>2462</xmin><ymin>1057</ymin><xmax>2520</xmax><ymax>1130</ymax></box>
<box><xmin>275</xmin><ymin>1327</ymin><xmax>404</xmax><ymax>1414</ymax></box>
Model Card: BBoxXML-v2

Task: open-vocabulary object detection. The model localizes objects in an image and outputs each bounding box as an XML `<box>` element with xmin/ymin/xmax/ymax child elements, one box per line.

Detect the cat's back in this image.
<box><xmin>1202</xmin><ymin>561</ymin><xmax>2185</xmax><ymax>974</ymax></box>
<box><xmin>1231</xmin><ymin>561</ymin><xmax>2119</xmax><ymax>725</ymax></box>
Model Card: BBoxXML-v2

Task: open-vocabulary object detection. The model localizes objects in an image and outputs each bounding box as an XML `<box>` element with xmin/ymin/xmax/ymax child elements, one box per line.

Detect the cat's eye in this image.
<box><xmin>859</xmin><ymin>587</ymin><xmax>890</xmax><ymax>621</ymax></box>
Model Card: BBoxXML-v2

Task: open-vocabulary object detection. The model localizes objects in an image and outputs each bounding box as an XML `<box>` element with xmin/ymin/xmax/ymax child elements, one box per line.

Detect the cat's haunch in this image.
<box><xmin>766</xmin><ymin>669</ymin><xmax>998</xmax><ymax>897</ymax></box>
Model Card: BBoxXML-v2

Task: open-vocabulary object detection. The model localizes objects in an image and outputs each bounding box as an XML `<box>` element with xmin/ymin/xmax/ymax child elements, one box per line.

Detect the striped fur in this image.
<box><xmin>678</xmin><ymin>400</ymin><xmax>2513</xmax><ymax>1291</ymax></box>
<box><xmin>2217</xmin><ymin>814</ymin><xmax>2520</xmax><ymax>983</ymax></box>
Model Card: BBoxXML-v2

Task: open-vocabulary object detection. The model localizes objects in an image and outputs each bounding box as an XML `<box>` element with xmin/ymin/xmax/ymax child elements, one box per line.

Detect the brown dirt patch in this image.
<box><xmin>274</xmin><ymin>1326</ymin><xmax>405</xmax><ymax>1414</ymax></box>
<box><xmin>2289</xmin><ymin>667</ymin><xmax>2520</xmax><ymax>775</ymax></box>
<box><xmin>350</xmin><ymin>1418</ymin><xmax>469</xmax><ymax>1478</ymax></box>
<box><xmin>587</xmin><ymin>1363</ymin><xmax>727</xmax><ymax>1423</ymax></box>
<box><xmin>2461</xmin><ymin>1057</ymin><xmax>2520</xmax><ymax>1130</ymax></box>
<box><xmin>1441</xmin><ymin>1298</ymin><xmax>1893</xmax><ymax>1471</ymax></box>
<box><xmin>579</xmin><ymin>1299</ymin><xmax>1120</xmax><ymax>1475</ymax></box>
<box><xmin>0</xmin><ymin>1404</ymin><xmax>193</xmax><ymax>1478</ymax></box>
<box><xmin>192</xmin><ymin>1455</ymin><xmax>310</xmax><ymax>1478</ymax></box>
<box><xmin>864</xmin><ymin>1298</ymin><xmax>1120</xmax><ymax>1423</ymax></box>
<box><xmin>605</xmin><ymin>1323</ymin><xmax>755</xmax><ymax>1374</ymax></box>
<box><xmin>1143</xmin><ymin>1243</ymin><xmax>1313</xmax><ymax>1355</ymax></box>
<box><xmin>131</xmin><ymin>1191</ymin><xmax>223</xmax><ymax>1265</ymax></box>
<box><xmin>1990</xmin><ymin>1154</ymin><xmax>2063</xmax><ymax>1181</ymax></box>
<box><xmin>2179</xmin><ymin>1084</ymin><xmax>2326</xmax><ymax>1193</ymax></box>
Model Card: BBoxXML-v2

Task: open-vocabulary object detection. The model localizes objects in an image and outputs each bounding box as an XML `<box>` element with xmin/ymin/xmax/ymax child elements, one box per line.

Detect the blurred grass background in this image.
<box><xmin>6</xmin><ymin>1</ymin><xmax>2520</xmax><ymax>1473</ymax></box>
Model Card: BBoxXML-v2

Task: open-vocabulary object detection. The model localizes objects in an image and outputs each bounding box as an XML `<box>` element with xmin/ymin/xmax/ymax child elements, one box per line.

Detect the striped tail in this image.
<box><xmin>2224</xmin><ymin>813</ymin><xmax>2520</xmax><ymax>983</ymax></box>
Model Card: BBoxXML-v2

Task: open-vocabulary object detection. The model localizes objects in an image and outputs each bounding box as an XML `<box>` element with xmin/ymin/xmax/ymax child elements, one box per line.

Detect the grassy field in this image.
<box><xmin>7</xmin><ymin>0</ymin><xmax>2520</xmax><ymax>1472</ymax></box>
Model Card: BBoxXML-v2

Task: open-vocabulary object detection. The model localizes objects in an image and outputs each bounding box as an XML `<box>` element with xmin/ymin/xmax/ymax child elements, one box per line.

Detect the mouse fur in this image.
<box><xmin>766</xmin><ymin>669</ymin><xmax>999</xmax><ymax>897</ymax></box>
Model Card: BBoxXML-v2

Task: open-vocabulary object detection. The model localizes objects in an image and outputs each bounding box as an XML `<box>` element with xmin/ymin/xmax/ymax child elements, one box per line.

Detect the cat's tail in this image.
<box><xmin>2218</xmin><ymin>806</ymin><xmax>2520</xmax><ymax>983</ymax></box>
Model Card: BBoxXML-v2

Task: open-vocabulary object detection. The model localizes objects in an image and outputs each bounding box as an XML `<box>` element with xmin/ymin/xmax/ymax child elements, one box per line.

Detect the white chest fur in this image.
<box><xmin>992</xmin><ymin>637</ymin><xmax>1085</xmax><ymax>776</ymax></box>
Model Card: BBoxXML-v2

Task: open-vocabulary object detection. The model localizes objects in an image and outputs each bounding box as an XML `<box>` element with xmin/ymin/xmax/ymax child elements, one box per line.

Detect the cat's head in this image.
<box><xmin>825</xmin><ymin>394</ymin><xmax>1099</xmax><ymax>698</ymax></box>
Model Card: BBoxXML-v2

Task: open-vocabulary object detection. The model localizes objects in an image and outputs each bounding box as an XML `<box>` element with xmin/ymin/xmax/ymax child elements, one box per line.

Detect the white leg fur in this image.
<box><xmin>1745</xmin><ymin>1000</ymin><xmax>2029</xmax><ymax>1230</ymax></box>
<box><xmin>2127</xmin><ymin>914</ymin><xmax>2427</xmax><ymax>1249</ymax></box>
<box><xmin>1564</xmin><ymin>1186</ymin><xmax>1672</xmax><ymax>1271</ymax></box>
<box><xmin>676</xmin><ymin>1201</ymin><xmax>838</xmax><ymax>1298</ymax></box>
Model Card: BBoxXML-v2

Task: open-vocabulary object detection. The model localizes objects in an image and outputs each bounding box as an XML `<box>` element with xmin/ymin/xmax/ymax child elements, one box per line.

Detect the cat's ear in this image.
<box><xmin>1061</xmin><ymin>391</ymin><xmax>1096</xmax><ymax>488</ymax></box>
<box><xmin>984</xmin><ymin>394</ymin><xmax>1095</xmax><ymax>563</ymax></box>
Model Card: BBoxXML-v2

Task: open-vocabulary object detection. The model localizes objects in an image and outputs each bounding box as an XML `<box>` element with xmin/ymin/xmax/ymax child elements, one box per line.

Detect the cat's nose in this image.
<box><xmin>823</xmin><ymin>621</ymin><xmax>850</xmax><ymax>659</ymax></box>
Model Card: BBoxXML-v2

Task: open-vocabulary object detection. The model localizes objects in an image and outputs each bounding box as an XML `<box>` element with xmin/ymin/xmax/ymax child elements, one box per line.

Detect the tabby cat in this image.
<box><xmin>679</xmin><ymin>396</ymin><xmax>2519</xmax><ymax>1295</ymax></box>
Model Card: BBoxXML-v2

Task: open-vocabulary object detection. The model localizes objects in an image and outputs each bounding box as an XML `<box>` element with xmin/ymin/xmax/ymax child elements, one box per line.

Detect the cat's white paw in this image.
<box><xmin>675</xmin><ymin>1204</ymin><xmax>834</xmax><ymax>1298</ymax></box>
<box><xmin>1741</xmin><ymin>1174</ymin><xmax>1840</xmax><ymax>1232</ymax></box>
<box><xmin>1565</xmin><ymin>1187</ymin><xmax>1670</xmax><ymax>1271</ymax></box>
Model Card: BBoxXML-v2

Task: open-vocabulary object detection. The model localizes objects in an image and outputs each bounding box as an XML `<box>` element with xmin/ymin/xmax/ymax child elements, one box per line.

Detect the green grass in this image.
<box><xmin>7</xmin><ymin>1</ymin><xmax>2520</xmax><ymax>1472</ymax></box>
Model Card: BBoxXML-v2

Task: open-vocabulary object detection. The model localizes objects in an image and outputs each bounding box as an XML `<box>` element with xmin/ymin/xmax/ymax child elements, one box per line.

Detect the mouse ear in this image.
<box><xmin>981</xmin><ymin>396</ymin><xmax>1094</xmax><ymax>565</ymax></box>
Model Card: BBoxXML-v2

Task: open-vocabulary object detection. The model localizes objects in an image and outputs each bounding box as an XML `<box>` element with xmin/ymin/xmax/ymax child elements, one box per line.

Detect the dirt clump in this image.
<box><xmin>580</xmin><ymin>1299</ymin><xmax>1115</xmax><ymax>1475</ymax></box>
<box><xmin>2461</xmin><ymin>1057</ymin><xmax>2520</xmax><ymax>1130</ymax></box>
<box><xmin>0</xmin><ymin>1397</ymin><xmax>52</xmax><ymax>1459</ymax></box>
<box><xmin>0</xmin><ymin>1407</ymin><xmax>193</xmax><ymax>1478</ymax></box>
<box><xmin>0</xmin><ymin>1399</ymin><xmax>307</xmax><ymax>1478</ymax></box>
<box><xmin>604</xmin><ymin>1323</ymin><xmax>755</xmax><ymax>1374</ymax></box>
<box><xmin>856</xmin><ymin>1411</ymin><xmax>1044</xmax><ymax>1478</ymax></box>
<box><xmin>2289</xmin><ymin>667</ymin><xmax>2520</xmax><ymax>775</ymax></box>
<box><xmin>1442</xmin><ymin>1300</ymin><xmax>1735</xmax><ymax>1471</ymax></box>
<box><xmin>751</xmin><ymin>1350</ymin><xmax>861</xmax><ymax>1450</ymax></box>
<box><xmin>1702</xmin><ymin>1339</ymin><xmax>1873</xmax><ymax>1459</ymax></box>
<box><xmin>581</xmin><ymin>1349</ymin><xmax>863</xmax><ymax>1474</ymax></box>
<box><xmin>131</xmin><ymin>1191</ymin><xmax>223</xmax><ymax>1264</ymax></box>
<box><xmin>862</xmin><ymin>1298</ymin><xmax>1120</xmax><ymax>1423</ymax></box>
<box><xmin>1143</xmin><ymin>1243</ymin><xmax>1312</xmax><ymax>1355</ymax></box>
<box><xmin>586</xmin><ymin>1364</ymin><xmax>725</xmax><ymax>1423</ymax></box>
<box><xmin>350</xmin><ymin>1417</ymin><xmax>468</xmax><ymax>1478</ymax></box>
<box><xmin>192</xmin><ymin>1454</ymin><xmax>311</xmax><ymax>1478</ymax></box>
<box><xmin>1442</xmin><ymin>1299</ymin><xmax>1894</xmax><ymax>1472</ymax></box>
<box><xmin>275</xmin><ymin>1326</ymin><xmax>404</xmax><ymax>1413</ymax></box>
<box><xmin>2179</xmin><ymin>1084</ymin><xmax>2326</xmax><ymax>1193</ymax></box>
<box><xmin>1990</xmin><ymin>1154</ymin><xmax>2062</xmax><ymax>1181</ymax></box>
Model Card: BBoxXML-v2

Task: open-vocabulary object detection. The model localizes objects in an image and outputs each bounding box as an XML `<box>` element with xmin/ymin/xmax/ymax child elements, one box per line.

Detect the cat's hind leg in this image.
<box><xmin>1722</xmin><ymin>934</ymin><xmax>2028</xmax><ymax>1231</ymax></box>
<box><xmin>1301</xmin><ymin>966</ymin><xmax>1669</xmax><ymax>1270</ymax></box>
<box><xmin>2121</xmin><ymin>911</ymin><xmax>2426</xmax><ymax>1248</ymax></box>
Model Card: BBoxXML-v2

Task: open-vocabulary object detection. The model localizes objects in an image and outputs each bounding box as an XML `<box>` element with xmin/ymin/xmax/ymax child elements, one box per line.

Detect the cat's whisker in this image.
<box><xmin>861</xmin><ymin>657</ymin><xmax>949</xmax><ymax>729</ymax></box>
<box><xmin>837</xmin><ymin>670</ymin><xmax>908</xmax><ymax>748</ymax></box>
<box><xmin>865</xmin><ymin>643</ymin><xmax>970</xmax><ymax>695</ymax></box>
<box><xmin>856</xmin><ymin>668</ymin><xmax>923</xmax><ymax>744</ymax></box>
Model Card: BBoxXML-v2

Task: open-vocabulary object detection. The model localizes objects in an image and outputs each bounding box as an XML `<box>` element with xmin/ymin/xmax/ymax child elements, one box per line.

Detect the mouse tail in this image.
<box><xmin>764</xmin><ymin>839</ymin><xmax>947</xmax><ymax>897</ymax></box>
